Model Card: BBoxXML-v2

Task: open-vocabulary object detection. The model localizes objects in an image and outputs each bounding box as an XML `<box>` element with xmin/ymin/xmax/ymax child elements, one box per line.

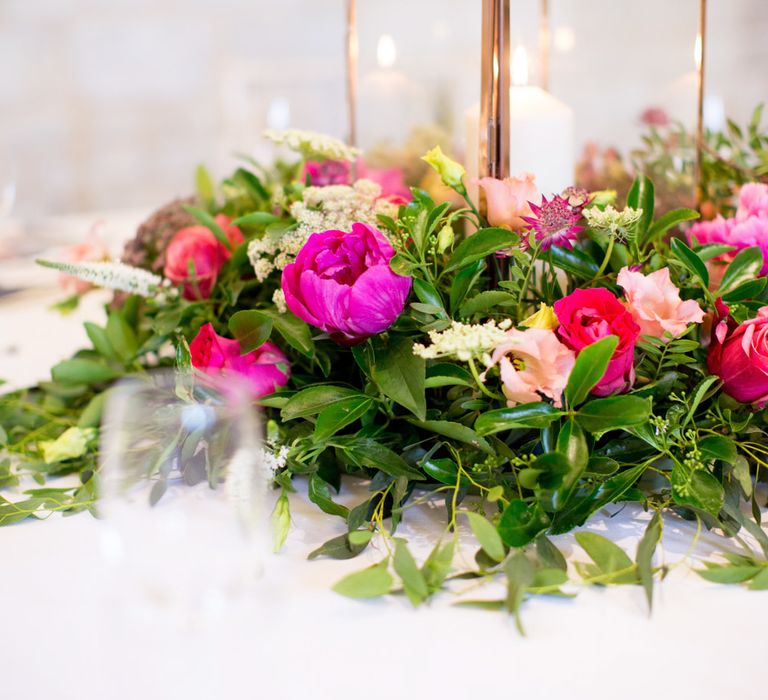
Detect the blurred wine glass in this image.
<box><xmin>98</xmin><ymin>369</ymin><xmax>269</xmax><ymax>622</ymax></box>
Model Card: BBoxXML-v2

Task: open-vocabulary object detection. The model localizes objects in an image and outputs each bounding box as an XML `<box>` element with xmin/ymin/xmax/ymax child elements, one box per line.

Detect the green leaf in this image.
<box><xmin>575</xmin><ymin>395</ymin><xmax>651</xmax><ymax>433</ymax></box>
<box><xmin>371</xmin><ymin>335</ymin><xmax>426</xmax><ymax>420</ymax></box>
<box><xmin>51</xmin><ymin>359</ymin><xmax>122</xmax><ymax>385</ymax></box>
<box><xmin>314</xmin><ymin>396</ymin><xmax>373</xmax><ymax>440</ymax></box>
<box><xmin>504</xmin><ymin>551</ymin><xmax>536</xmax><ymax>634</ymax></box>
<box><xmin>445</xmin><ymin>227</ymin><xmax>519</xmax><ymax>272</ymax></box>
<box><xmin>84</xmin><ymin>322</ymin><xmax>117</xmax><ymax>361</ymax></box>
<box><xmin>421</xmin><ymin>458</ymin><xmax>466</xmax><ymax>486</ymax></box>
<box><xmin>718</xmin><ymin>246</ymin><xmax>764</xmax><ymax>296</ymax></box>
<box><xmin>308</xmin><ymin>473</ymin><xmax>349</xmax><ymax>518</ymax></box>
<box><xmin>565</xmin><ymin>335</ymin><xmax>619</xmax><ymax>407</ymax></box>
<box><xmin>535</xmin><ymin>536</ymin><xmax>567</xmax><ymax>572</ymax></box>
<box><xmin>231</xmin><ymin>211</ymin><xmax>281</xmax><ymax>227</ymax></box>
<box><xmin>627</xmin><ymin>174</ymin><xmax>654</xmax><ymax>241</ymax></box>
<box><xmin>475</xmin><ymin>402</ymin><xmax>563</xmax><ymax>436</ymax></box>
<box><xmin>670</xmin><ymin>237</ymin><xmax>709</xmax><ymax>288</ymax></box>
<box><xmin>393</xmin><ymin>539</ymin><xmax>429</xmax><ymax>606</ymax></box>
<box><xmin>425</xmin><ymin>363</ymin><xmax>474</xmax><ymax>388</ymax></box>
<box><xmin>262</xmin><ymin>310</ymin><xmax>314</xmax><ymax>357</ymax></box>
<box><xmin>234</xmin><ymin>167</ymin><xmax>269</xmax><ymax>202</ymax></box>
<box><xmin>271</xmin><ymin>490</ymin><xmax>291</xmax><ymax>552</ymax></box>
<box><xmin>77</xmin><ymin>390</ymin><xmax>109</xmax><ymax>428</ymax></box>
<box><xmin>575</xmin><ymin>531</ymin><xmax>637</xmax><ymax>584</ymax></box>
<box><xmin>459</xmin><ymin>291</ymin><xmax>515</xmax><ymax>318</ymax></box>
<box><xmin>465</xmin><ymin>512</ymin><xmax>506</xmax><ymax>563</ymax></box>
<box><xmin>544</xmin><ymin>245</ymin><xmax>600</xmax><ymax>279</ymax></box>
<box><xmin>721</xmin><ymin>277</ymin><xmax>767</xmax><ymax>302</ymax></box>
<box><xmin>644</xmin><ymin>207</ymin><xmax>698</xmax><ymax>246</ymax></box>
<box><xmin>748</xmin><ymin>568</ymin><xmax>768</xmax><ymax>590</ymax></box>
<box><xmin>308</xmin><ymin>533</ymin><xmax>369</xmax><ymax>560</ymax></box>
<box><xmin>636</xmin><ymin>512</ymin><xmax>662</xmax><ymax>610</ymax></box>
<box><xmin>281</xmin><ymin>385</ymin><xmax>359</xmax><ymax>421</ymax></box>
<box><xmin>498</xmin><ymin>500</ymin><xmax>550</xmax><ymax>547</ymax></box>
<box><xmin>682</xmin><ymin>375</ymin><xmax>720</xmax><ymax>427</ymax></box>
<box><xmin>449</xmin><ymin>259</ymin><xmax>485</xmax><ymax>313</ymax></box>
<box><xmin>698</xmin><ymin>435</ymin><xmax>738</xmax><ymax>464</ymax></box>
<box><xmin>183</xmin><ymin>204</ymin><xmax>232</xmax><ymax>251</ymax></box>
<box><xmin>671</xmin><ymin>466</ymin><xmax>724</xmax><ymax>516</ymax></box>
<box><xmin>332</xmin><ymin>560</ymin><xmax>393</xmax><ymax>599</ymax></box>
<box><xmin>422</xmin><ymin>537</ymin><xmax>456</xmax><ymax>592</ymax></box>
<box><xmin>697</xmin><ymin>565</ymin><xmax>762</xmax><ymax>584</ymax></box>
<box><xmin>195</xmin><ymin>164</ymin><xmax>216</xmax><ymax>207</ymax></box>
<box><xmin>342</xmin><ymin>438</ymin><xmax>426</xmax><ymax>481</ymax></box>
<box><xmin>405</xmin><ymin>418</ymin><xmax>493</xmax><ymax>454</ymax></box>
<box><xmin>228</xmin><ymin>310</ymin><xmax>273</xmax><ymax>353</ymax></box>
<box><xmin>412</xmin><ymin>278</ymin><xmax>446</xmax><ymax>315</ymax></box>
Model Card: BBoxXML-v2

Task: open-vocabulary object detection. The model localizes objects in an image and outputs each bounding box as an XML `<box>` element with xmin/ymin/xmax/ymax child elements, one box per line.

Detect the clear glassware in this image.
<box><xmin>97</xmin><ymin>369</ymin><xmax>269</xmax><ymax>623</ymax></box>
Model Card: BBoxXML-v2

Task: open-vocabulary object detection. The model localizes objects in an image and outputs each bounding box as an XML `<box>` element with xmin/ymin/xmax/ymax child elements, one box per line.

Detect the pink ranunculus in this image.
<box><xmin>617</xmin><ymin>266</ymin><xmax>705</xmax><ymax>340</ymax></box>
<box><xmin>736</xmin><ymin>183</ymin><xmax>768</xmax><ymax>220</ymax></box>
<box><xmin>476</xmin><ymin>173</ymin><xmax>541</xmax><ymax>230</ymax></box>
<box><xmin>708</xmin><ymin>302</ymin><xmax>768</xmax><ymax>406</ymax></box>
<box><xmin>554</xmin><ymin>288</ymin><xmax>641</xmax><ymax>397</ymax></box>
<box><xmin>164</xmin><ymin>215</ymin><xmax>244</xmax><ymax>300</ymax></box>
<box><xmin>357</xmin><ymin>161</ymin><xmax>412</xmax><ymax>204</ymax></box>
<box><xmin>487</xmin><ymin>328</ymin><xmax>576</xmax><ymax>408</ymax></box>
<box><xmin>303</xmin><ymin>160</ymin><xmax>351</xmax><ymax>186</ymax></box>
<box><xmin>189</xmin><ymin>323</ymin><xmax>290</xmax><ymax>399</ymax></box>
<box><xmin>281</xmin><ymin>222</ymin><xmax>412</xmax><ymax>345</ymax></box>
<box><xmin>59</xmin><ymin>227</ymin><xmax>110</xmax><ymax>294</ymax></box>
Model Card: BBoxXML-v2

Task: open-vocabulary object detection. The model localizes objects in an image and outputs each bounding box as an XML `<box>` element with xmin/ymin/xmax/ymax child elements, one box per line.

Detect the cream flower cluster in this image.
<box><xmin>37</xmin><ymin>259</ymin><xmax>165</xmax><ymax>297</ymax></box>
<box><xmin>584</xmin><ymin>205</ymin><xmax>643</xmax><ymax>240</ymax></box>
<box><xmin>247</xmin><ymin>179</ymin><xmax>397</xmax><ymax>282</ymax></box>
<box><xmin>261</xmin><ymin>444</ymin><xmax>290</xmax><ymax>475</ymax></box>
<box><xmin>263</xmin><ymin>128</ymin><xmax>361</xmax><ymax>162</ymax></box>
<box><xmin>413</xmin><ymin>320</ymin><xmax>513</xmax><ymax>364</ymax></box>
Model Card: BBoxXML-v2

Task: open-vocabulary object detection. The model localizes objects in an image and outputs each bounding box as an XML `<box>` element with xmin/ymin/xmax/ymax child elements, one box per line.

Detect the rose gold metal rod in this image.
<box><xmin>346</xmin><ymin>0</ymin><xmax>358</xmax><ymax>151</ymax></box>
<box><xmin>538</xmin><ymin>0</ymin><xmax>550</xmax><ymax>91</ymax></box>
<box><xmin>695</xmin><ymin>0</ymin><xmax>707</xmax><ymax>209</ymax></box>
<box><xmin>480</xmin><ymin>0</ymin><xmax>510</xmax><ymax>181</ymax></box>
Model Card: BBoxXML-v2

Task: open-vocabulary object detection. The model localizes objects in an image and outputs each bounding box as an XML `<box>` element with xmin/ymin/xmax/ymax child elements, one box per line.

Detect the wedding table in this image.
<box><xmin>1</xmin><ymin>283</ymin><xmax>765</xmax><ymax>700</ymax></box>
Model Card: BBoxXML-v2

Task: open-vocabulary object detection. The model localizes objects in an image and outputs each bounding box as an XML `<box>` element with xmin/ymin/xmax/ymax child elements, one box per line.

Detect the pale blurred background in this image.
<box><xmin>0</xmin><ymin>0</ymin><xmax>766</xmax><ymax>262</ymax></box>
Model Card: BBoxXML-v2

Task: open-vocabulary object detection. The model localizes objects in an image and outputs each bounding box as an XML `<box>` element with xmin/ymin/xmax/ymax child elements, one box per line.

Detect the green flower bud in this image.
<box><xmin>421</xmin><ymin>146</ymin><xmax>465</xmax><ymax>190</ymax></box>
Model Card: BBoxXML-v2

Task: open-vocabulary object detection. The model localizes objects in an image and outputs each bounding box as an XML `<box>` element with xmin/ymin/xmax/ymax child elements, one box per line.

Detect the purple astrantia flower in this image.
<box><xmin>521</xmin><ymin>194</ymin><xmax>584</xmax><ymax>251</ymax></box>
<box><xmin>281</xmin><ymin>223</ymin><xmax>412</xmax><ymax>345</ymax></box>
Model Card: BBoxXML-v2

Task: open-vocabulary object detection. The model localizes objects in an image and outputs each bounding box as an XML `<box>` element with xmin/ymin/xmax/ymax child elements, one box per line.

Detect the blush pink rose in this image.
<box><xmin>59</xmin><ymin>228</ymin><xmax>110</xmax><ymax>294</ymax></box>
<box><xmin>189</xmin><ymin>323</ymin><xmax>290</xmax><ymax>399</ymax></box>
<box><xmin>736</xmin><ymin>183</ymin><xmax>768</xmax><ymax>220</ymax></box>
<box><xmin>554</xmin><ymin>288</ymin><xmax>641</xmax><ymax>397</ymax></box>
<box><xmin>476</xmin><ymin>173</ymin><xmax>541</xmax><ymax>230</ymax></box>
<box><xmin>281</xmin><ymin>222</ymin><xmax>412</xmax><ymax>345</ymax></box>
<box><xmin>164</xmin><ymin>215</ymin><xmax>244</xmax><ymax>300</ymax></box>
<box><xmin>617</xmin><ymin>266</ymin><xmax>705</xmax><ymax>340</ymax></box>
<box><xmin>487</xmin><ymin>328</ymin><xmax>575</xmax><ymax>408</ymax></box>
<box><xmin>708</xmin><ymin>301</ymin><xmax>768</xmax><ymax>406</ymax></box>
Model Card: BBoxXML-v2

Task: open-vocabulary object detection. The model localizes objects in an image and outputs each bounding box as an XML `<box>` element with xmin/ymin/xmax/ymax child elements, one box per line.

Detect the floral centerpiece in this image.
<box><xmin>4</xmin><ymin>125</ymin><xmax>768</xmax><ymax>629</ymax></box>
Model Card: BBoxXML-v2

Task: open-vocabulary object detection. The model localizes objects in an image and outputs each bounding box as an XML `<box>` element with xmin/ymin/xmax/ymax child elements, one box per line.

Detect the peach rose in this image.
<box><xmin>477</xmin><ymin>173</ymin><xmax>541</xmax><ymax>230</ymax></box>
<box><xmin>617</xmin><ymin>266</ymin><xmax>705</xmax><ymax>341</ymax></box>
<box><xmin>486</xmin><ymin>328</ymin><xmax>575</xmax><ymax>408</ymax></box>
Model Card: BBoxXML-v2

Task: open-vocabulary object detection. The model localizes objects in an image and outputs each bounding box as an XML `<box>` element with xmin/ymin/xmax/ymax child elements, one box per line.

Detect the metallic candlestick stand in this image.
<box><xmin>695</xmin><ymin>0</ymin><xmax>707</xmax><ymax>209</ymax></box>
<box><xmin>345</xmin><ymin>0</ymin><xmax>359</xmax><ymax>166</ymax></box>
<box><xmin>538</xmin><ymin>0</ymin><xmax>550</xmax><ymax>92</ymax></box>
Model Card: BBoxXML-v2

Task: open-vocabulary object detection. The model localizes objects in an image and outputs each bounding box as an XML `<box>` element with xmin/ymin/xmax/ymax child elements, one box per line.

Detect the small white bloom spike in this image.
<box><xmin>37</xmin><ymin>259</ymin><xmax>164</xmax><ymax>297</ymax></box>
<box><xmin>263</xmin><ymin>128</ymin><xmax>361</xmax><ymax>162</ymax></box>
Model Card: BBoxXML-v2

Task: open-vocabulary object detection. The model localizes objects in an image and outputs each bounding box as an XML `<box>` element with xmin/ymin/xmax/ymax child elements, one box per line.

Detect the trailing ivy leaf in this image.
<box><xmin>405</xmin><ymin>418</ymin><xmax>493</xmax><ymax>454</ymax></box>
<box><xmin>475</xmin><ymin>402</ymin><xmax>563</xmax><ymax>436</ymax></box>
<box><xmin>465</xmin><ymin>511</ymin><xmax>506</xmax><ymax>563</ymax></box>
<box><xmin>314</xmin><ymin>396</ymin><xmax>373</xmax><ymax>441</ymax></box>
<box><xmin>281</xmin><ymin>385</ymin><xmax>359</xmax><ymax>421</ymax></box>
<box><xmin>697</xmin><ymin>564</ymin><xmax>762</xmax><ymax>584</ymax></box>
<box><xmin>308</xmin><ymin>532</ymin><xmax>369</xmax><ymax>560</ymax></box>
<box><xmin>670</xmin><ymin>237</ymin><xmax>709</xmax><ymax>288</ymax></box>
<box><xmin>228</xmin><ymin>310</ymin><xmax>273</xmax><ymax>353</ymax></box>
<box><xmin>445</xmin><ymin>227</ymin><xmax>519</xmax><ymax>272</ymax></box>
<box><xmin>636</xmin><ymin>512</ymin><xmax>662</xmax><ymax>610</ymax></box>
<box><xmin>332</xmin><ymin>559</ymin><xmax>393</xmax><ymax>599</ymax></box>
<box><xmin>498</xmin><ymin>500</ymin><xmax>551</xmax><ymax>547</ymax></box>
<box><xmin>308</xmin><ymin>473</ymin><xmax>349</xmax><ymax>518</ymax></box>
<box><xmin>575</xmin><ymin>395</ymin><xmax>651</xmax><ymax>433</ymax></box>
<box><xmin>718</xmin><ymin>246</ymin><xmax>764</xmax><ymax>296</ymax></box>
<box><xmin>504</xmin><ymin>551</ymin><xmax>536</xmax><ymax>634</ymax></box>
<box><xmin>422</xmin><ymin>537</ymin><xmax>456</xmax><ymax>593</ymax></box>
<box><xmin>575</xmin><ymin>532</ymin><xmax>637</xmax><ymax>584</ymax></box>
<box><xmin>271</xmin><ymin>490</ymin><xmax>291</xmax><ymax>552</ymax></box>
<box><xmin>565</xmin><ymin>336</ymin><xmax>619</xmax><ymax>407</ymax></box>
<box><xmin>393</xmin><ymin>539</ymin><xmax>429</xmax><ymax>606</ymax></box>
<box><xmin>371</xmin><ymin>335</ymin><xmax>426</xmax><ymax>420</ymax></box>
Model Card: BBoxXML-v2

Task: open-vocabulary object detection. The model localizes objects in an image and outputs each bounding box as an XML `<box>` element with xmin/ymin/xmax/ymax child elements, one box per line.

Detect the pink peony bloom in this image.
<box><xmin>617</xmin><ymin>266</ymin><xmax>705</xmax><ymax>340</ymax></box>
<box><xmin>303</xmin><ymin>160</ymin><xmax>351</xmax><ymax>186</ymax></box>
<box><xmin>281</xmin><ymin>222</ymin><xmax>412</xmax><ymax>345</ymax></box>
<box><xmin>477</xmin><ymin>173</ymin><xmax>541</xmax><ymax>230</ymax></box>
<box><xmin>708</xmin><ymin>302</ymin><xmax>768</xmax><ymax>406</ymax></box>
<box><xmin>189</xmin><ymin>323</ymin><xmax>290</xmax><ymax>399</ymax></box>
<box><xmin>736</xmin><ymin>183</ymin><xmax>768</xmax><ymax>220</ymax></box>
<box><xmin>59</xmin><ymin>227</ymin><xmax>110</xmax><ymax>294</ymax></box>
<box><xmin>357</xmin><ymin>161</ymin><xmax>412</xmax><ymax>204</ymax></box>
<box><xmin>487</xmin><ymin>328</ymin><xmax>575</xmax><ymax>408</ymax></box>
<box><xmin>164</xmin><ymin>215</ymin><xmax>244</xmax><ymax>300</ymax></box>
<box><xmin>554</xmin><ymin>288</ymin><xmax>640</xmax><ymax>397</ymax></box>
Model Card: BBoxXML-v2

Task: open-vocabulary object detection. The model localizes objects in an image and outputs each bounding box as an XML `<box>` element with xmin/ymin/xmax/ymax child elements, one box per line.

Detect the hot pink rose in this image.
<box><xmin>164</xmin><ymin>215</ymin><xmax>244</xmax><ymax>300</ymax></box>
<box><xmin>486</xmin><ymin>328</ymin><xmax>575</xmax><ymax>408</ymax></box>
<box><xmin>59</xmin><ymin>228</ymin><xmax>110</xmax><ymax>294</ymax></box>
<box><xmin>554</xmin><ymin>288</ymin><xmax>641</xmax><ymax>397</ymax></box>
<box><xmin>617</xmin><ymin>266</ymin><xmax>705</xmax><ymax>340</ymax></box>
<box><xmin>189</xmin><ymin>323</ymin><xmax>290</xmax><ymax>399</ymax></box>
<box><xmin>708</xmin><ymin>302</ymin><xmax>768</xmax><ymax>406</ymax></box>
<box><xmin>476</xmin><ymin>173</ymin><xmax>541</xmax><ymax>230</ymax></box>
<box><xmin>281</xmin><ymin>222</ymin><xmax>412</xmax><ymax>345</ymax></box>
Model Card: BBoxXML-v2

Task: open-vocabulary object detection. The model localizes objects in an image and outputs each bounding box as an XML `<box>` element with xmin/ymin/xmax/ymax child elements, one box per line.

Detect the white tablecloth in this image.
<box><xmin>1</xmin><ymin>285</ymin><xmax>765</xmax><ymax>700</ymax></box>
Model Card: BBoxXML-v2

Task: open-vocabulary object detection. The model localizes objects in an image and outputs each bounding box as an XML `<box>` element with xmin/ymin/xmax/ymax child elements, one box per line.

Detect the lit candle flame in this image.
<box><xmin>377</xmin><ymin>34</ymin><xmax>397</xmax><ymax>69</ymax></box>
<box><xmin>694</xmin><ymin>32</ymin><xmax>702</xmax><ymax>71</ymax></box>
<box><xmin>511</xmin><ymin>45</ymin><xmax>529</xmax><ymax>87</ymax></box>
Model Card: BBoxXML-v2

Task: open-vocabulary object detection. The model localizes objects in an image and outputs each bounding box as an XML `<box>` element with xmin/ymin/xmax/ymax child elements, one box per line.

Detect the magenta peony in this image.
<box><xmin>617</xmin><ymin>266</ymin><xmax>704</xmax><ymax>340</ymax></box>
<box><xmin>189</xmin><ymin>323</ymin><xmax>290</xmax><ymax>399</ymax></box>
<box><xmin>281</xmin><ymin>222</ymin><xmax>412</xmax><ymax>345</ymax></box>
<box><xmin>164</xmin><ymin>215</ymin><xmax>244</xmax><ymax>300</ymax></box>
<box><xmin>554</xmin><ymin>288</ymin><xmax>640</xmax><ymax>397</ymax></box>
